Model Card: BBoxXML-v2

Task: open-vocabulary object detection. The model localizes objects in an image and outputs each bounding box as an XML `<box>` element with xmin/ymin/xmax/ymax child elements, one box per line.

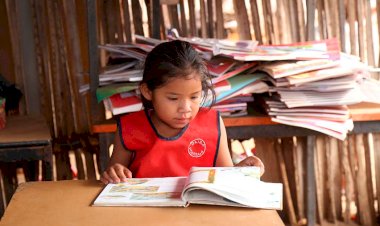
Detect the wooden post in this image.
<box><xmin>276</xmin><ymin>139</ymin><xmax>297</xmax><ymax>226</ymax></box>
<box><xmin>306</xmin><ymin>136</ymin><xmax>316</xmax><ymax>226</ymax></box>
<box><xmin>199</xmin><ymin>0</ymin><xmax>207</xmax><ymax>38</ymax></box>
<box><xmin>306</xmin><ymin>0</ymin><xmax>316</xmax><ymax>41</ymax></box>
<box><xmin>232</xmin><ymin>0</ymin><xmax>251</xmax><ymax>40</ymax></box>
<box><xmin>315</xmin><ymin>136</ymin><xmax>325</xmax><ymax>225</ymax></box>
<box><xmin>188</xmin><ymin>0</ymin><xmax>197</xmax><ymax>36</ymax></box>
<box><xmin>347</xmin><ymin>0</ymin><xmax>357</xmax><ymax>56</ymax></box>
<box><xmin>373</xmin><ymin>133</ymin><xmax>380</xmax><ymax>216</ymax></box>
<box><xmin>338</xmin><ymin>0</ymin><xmax>346</xmax><ymax>52</ymax></box>
<box><xmin>215</xmin><ymin>0</ymin><xmax>224</xmax><ymax>39</ymax></box>
<box><xmin>295</xmin><ymin>137</ymin><xmax>306</xmax><ymax>223</ymax></box>
<box><xmin>249</xmin><ymin>0</ymin><xmax>262</xmax><ymax>43</ymax></box>
<box><xmin>121</xmin><ymin>0</ymin><xmax>132</xmax><ymax>42</ymax></box>
<box><xmin>132</xmin><ymin>0</ymin><xmax>144</xmax><ymax>36</ymax></box>
<box><xmin>355</xmin><ymin>134</ymin><xmax>375</xmax><ymax>225</ymax></box>
<box><xmin>179</xmin><ymin>0</ymin><xmax>188</xmax><ymax>37</ymax></box>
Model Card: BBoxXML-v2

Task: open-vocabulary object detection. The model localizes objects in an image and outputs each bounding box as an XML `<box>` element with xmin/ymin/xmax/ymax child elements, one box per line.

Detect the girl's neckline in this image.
<box><xmin>144</xmin><ymin>109</ymin><xmax>189</xmax><ymax>141</ymax></box>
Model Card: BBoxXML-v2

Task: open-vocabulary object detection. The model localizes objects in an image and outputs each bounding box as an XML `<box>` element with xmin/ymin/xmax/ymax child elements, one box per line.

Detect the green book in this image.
<box><xmin>210</xmin><ymin>73</ymin><xmax>266</xmax><ymax>105</ymax></box>
<box><xmin>96</xmin><ymin>83</ymin><xmax>138</xmax><ymax>102</ymax></box>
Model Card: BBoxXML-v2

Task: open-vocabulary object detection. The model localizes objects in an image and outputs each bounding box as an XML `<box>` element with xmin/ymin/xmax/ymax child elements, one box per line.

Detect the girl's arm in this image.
<box><xmin>100</xmin><ymin>128</ymin><xmax>133</xmax><ymax>184</ymax></box>
<box><xmin>215</xmin><ymin>117</ymin><xmax>265</xmax><ymax>176</ymax></box>
<box><xmin>215</xmin><ymin>117</ymin><xmax>234</xmax><ymax>167</ymax></box>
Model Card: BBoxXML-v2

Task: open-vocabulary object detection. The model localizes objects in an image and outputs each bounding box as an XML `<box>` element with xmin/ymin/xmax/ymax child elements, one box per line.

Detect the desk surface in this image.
<box><xmin>0</xmin><ymin>115</ymin><xmax>51</xmax><ymax>147</ymax></box>
<box><xmin>0</xmin><ymin>180</ymin><xmax>284</xmax><ymax>226</ymax></box>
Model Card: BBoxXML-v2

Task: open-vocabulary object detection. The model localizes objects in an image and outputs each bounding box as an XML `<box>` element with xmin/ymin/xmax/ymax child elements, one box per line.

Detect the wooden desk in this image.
<box><xmin>0</xmin><ymin>115</ymin><xmax>53</xmax><ymax>217</ymax></box>
<box><xmin>90</xmin><ymin>102</ymin><xmax>380</xmax><ymax>226</ymax></box>
<box><xmin>0</xmin><ymin>180</ymin><xmax>284</xmax><ymax>226</ymax></box>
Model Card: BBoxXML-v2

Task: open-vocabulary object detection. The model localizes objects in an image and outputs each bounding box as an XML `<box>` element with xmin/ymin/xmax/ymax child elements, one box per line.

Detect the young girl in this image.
<box><xmin>100</xmin><ymin>40</ymin><xmax>264</xmax><ymax>184</ymax></box>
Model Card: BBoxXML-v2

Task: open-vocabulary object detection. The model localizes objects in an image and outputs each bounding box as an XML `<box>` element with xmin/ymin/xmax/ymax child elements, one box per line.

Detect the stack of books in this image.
<box><xmin>96</xmin><ymin>35</ymin><xmax>378</xmax><ymax>141</ymax></box>
<box><xmin>97</xmin><ymin>36</ymin><xmax>271</xmax><ymax>118</ymax></box>
<box><xmin>257</xmin><ymin>53</ymin><xmax>372</xmax><ymax>140</ymax></box>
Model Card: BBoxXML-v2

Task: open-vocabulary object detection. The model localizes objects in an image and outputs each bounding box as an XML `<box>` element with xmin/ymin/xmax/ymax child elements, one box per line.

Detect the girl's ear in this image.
<box><xmin>140</xmin><ymin>83</ymin><xmax>152</xmax><ymax>101</ymax></box>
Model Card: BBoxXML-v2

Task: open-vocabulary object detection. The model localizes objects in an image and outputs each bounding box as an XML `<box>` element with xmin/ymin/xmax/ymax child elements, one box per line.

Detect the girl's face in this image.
<box><xmin>142</xmin><ymin>72</ymin><xmax>203</xmax><ymax>137</ymax></box>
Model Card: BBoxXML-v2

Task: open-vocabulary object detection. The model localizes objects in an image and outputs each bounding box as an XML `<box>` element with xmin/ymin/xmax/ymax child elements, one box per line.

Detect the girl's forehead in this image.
<box><xmin>166</xmin><ymin>72</ymin><xmax>202</xmax><ymax>84</ymax></box>
<box><xmin>158</xmin><ymin>74</ymin><xmax>202</xmax><ymax>92</ymax></box>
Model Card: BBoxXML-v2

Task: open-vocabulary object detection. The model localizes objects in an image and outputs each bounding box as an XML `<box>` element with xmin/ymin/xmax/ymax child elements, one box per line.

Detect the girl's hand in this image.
<box><xmin>100</xmin><ymin>163</ymin><xmax>133</xmax><ymax>184</ymax></box>
<box><xmin>235</xmin><ymin>156</ymin><xmax>265</xmax><ymax>176</ymax></box>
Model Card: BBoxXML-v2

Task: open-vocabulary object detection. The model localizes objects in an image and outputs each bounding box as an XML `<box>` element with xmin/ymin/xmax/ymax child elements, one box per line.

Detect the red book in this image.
<box><xmin>211</xmin><ymin>62</ymin><xmax>258</xmax><ymax>84</ymax></box>
<box><xmin>107</xmin><ymin>93</ymin><xmax>143</xmax><ymax>115</ymax></box>
<box><xmin>206</xmin><ymin>56</ymin><xmax>236</xmax><ymax>77</ymax></box>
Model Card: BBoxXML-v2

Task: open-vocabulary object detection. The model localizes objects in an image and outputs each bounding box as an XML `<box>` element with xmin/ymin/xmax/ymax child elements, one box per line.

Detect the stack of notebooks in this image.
<box><xmin>257</xmin><ymin>54</ymin><xmax>372</xmax><ymax>140</ymax></box>
<box><xmin>95</xmin><ymin>35</ymin><xmax>378</xmax><ymax>140</ymax></box>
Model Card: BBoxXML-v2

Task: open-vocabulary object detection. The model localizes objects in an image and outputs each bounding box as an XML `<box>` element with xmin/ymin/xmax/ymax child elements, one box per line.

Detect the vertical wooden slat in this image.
<box><xmin>214</xmin><ymin>0</ymin><xmax>224</xmax><ymax>39</ymax></box>
<box><xmin>30</xmin><ymin>0</ymin><xmax>53</xmax><ymax>130</ymax></box>
<box><xmin>262</xmin><ymin>0</ymin><xmax>274</xmax><ymax>44</ymax></box>
<box><xmin>323</xmin><ymin>0</ymin><xmax>332</xmax><ymax>39</ymax></box>
<box><xmin>206</xmin><ymin>0</ymin><xmax>213</xmax><ymax>38</ymax></box>
<box><xmin>295</xmin><ymin>137</ymin><xmax>305</xmax><ymax>223</ymax></box>
<box><xmin>179</xmin><ymin>0</ymin><xmax>188</xmax><ymax>37</ymax></box>
<box><xmin>315</xmin><ymin>136</ymin><xmax>325</xmax><ymax>225</ymax></box>
<box><xmin>249</xmin><ymin>0</ymin><xmax>262</xmax><ymax>43</ymax></box>
<box><xmin>131</xmin><ymin>0</ymin><xmax>144</xmax><ymax>36</ymax></box>
<box><xmin>46</xmin><ymin>0</ymin><xmax>63</xmax><ymax>137</ymax></box>
<box><xmin>365</xmin><ymin>0</ymin><xmax>375</xmax><ymax>68</ymax></box>
<box><xmin>306</xmin><ymin>0</ymin><xmax>316</xmax><ymax>41</ymax></box>
<box><xmin>341</xmin><ymin>138</ymin><xmax>355</xmax><ymax>224</ymax></box>
<box><xmin>151</xmin><ymin>0</ymin><xmax>161</xmax><ymax>39</ymax></box>
<box><xmin>347</xmin><ymin>0</ymin><xmax>357</xmax><ymax>56</ymax></box>
<box><xmin>306</xmin><ymin>136</ymin><xmax>316</xmax><ymax>226</ymax></box>
<box><xmin>363</xmin><ymin>134</ymin><xmax>376</xmax><ymax>222</ymax></box>
<box><xmin>104</xmin><ymin>0</ymin><xmax>117</xmax><ymax>43</ymax></box>
<box><xmin>59</xmin><ymin>0</ymin><xmax>87</xmax><ymax>134</ymax></box>
<box><xmin>114</xmin><ymin>0</ymin><xmax>123</xmax><ymax>42</ymax></box>
<box><xmin>337</xmin><ymin>0</ymin><xmax>346</xmax><ymax>52</ymax></box>
<box><xmin>355</xmin><ymin>134</ymin><xmax>375</xmax><ymax>225</ymax></box>
<box><xmin>287</xmin><ymin>0</ymin><xmax>299</xmax><ymax>42</ymax></box>
<box><xmin>199</xmin><ymin>0</ymin><xmax>207</xmax><ymax>38</ymax></box>
<box><xmin>316</xmin><ymin>0</ymin><xmax>326</xmax><ymax>40</ymax></box>
<box><xmin>233</xmin><ymin>0</ymin><xmax>251</xmax><ymax>40</ymax></box>
<box><xmin>145</xmin><ymin>0</ymin><xmax>152</xmax><ymax>38</ymax></box>
<box><xmin>274</xmin><ymin>0</ymin><xmax>285</xmax><ymax>44</ymax></box>
<box><xmin>357</xmin><ymin>0</ymin><xmax>365</xmax><ymax>61</ymax></box>
<box><xmin>121</xmin><ymin>0</ymin><xmax>132</xmax><ymax>42</ymax></box>
<box><xmin>168</xmin><ymin>4</ymin><xmax>181</xmax><ymax>35</ymax></box>
<box><xmin>347</xmin><ymin>134</ymin><xmax>359</xmax><ymax>223</ymax></box>
<box><xmin>87</xmin><ymin>0</ymin><xmax>101</xmax><ymax>124</ymax></box>
<box><xmin>53</xmin><ymin>0</ymin><xmax>73</xmax><ymax>136</ymax></box>
<box><xmin>373</xmin><ymin>133</ymin><xmax>380</xmax><ymax>216</ymax></box>
<box><xmin>296</xmin><ymin>0</ymin><xmax>305</xmax><ymax>42</ymax></box>
<box><xmin>276</xmin><ymin>139</ymin><xmax>297</xmax><ymax>226</ymax></box>
<box><xmin>188</xmin><ymin>0</ymin><xmax>197</xmax><ymax>36</ymax></box>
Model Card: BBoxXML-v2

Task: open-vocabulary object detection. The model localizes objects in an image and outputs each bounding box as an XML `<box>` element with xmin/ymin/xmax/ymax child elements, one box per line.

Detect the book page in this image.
<box><xmin>93</xmin><ymin>177</ymin><xmax>187</xmax><ymax>207</ymax></box>
<box><xmin>182</xmin><ymin>167</ymin><xmax>283</xmax><ymax>210</ymax></box>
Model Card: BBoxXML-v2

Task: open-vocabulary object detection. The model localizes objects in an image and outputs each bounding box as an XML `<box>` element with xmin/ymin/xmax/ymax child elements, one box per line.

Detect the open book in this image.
<box><xmin>93</xmin><ymin>166</ymin><xmax>283</xmax><ymax>210</ymax></box>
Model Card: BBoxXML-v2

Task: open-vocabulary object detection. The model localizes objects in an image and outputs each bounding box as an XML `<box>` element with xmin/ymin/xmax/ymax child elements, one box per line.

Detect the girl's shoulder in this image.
<box><xmin>196</xmin><ymin>108</ymin><xmax>219</xmax><ymax>123</ymax></box>
<box><xmin>198</xmin><ymin>107</ymin><xmax>219</xmax><ymax>116</ymax></box>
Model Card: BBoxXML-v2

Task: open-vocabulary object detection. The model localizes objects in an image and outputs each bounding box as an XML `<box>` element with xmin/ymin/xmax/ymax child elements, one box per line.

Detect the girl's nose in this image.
<box><xmin>179</xmin><ymin>99</ymin><xmax>191</xmax><ymax>112</ymax></box>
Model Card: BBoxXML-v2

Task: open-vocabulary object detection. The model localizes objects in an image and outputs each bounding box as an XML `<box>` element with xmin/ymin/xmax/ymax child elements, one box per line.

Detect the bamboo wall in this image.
<box><xmin>1</xmin><ymin>0</ymin><xmax>380</xmax><ymax>225</ymax></box>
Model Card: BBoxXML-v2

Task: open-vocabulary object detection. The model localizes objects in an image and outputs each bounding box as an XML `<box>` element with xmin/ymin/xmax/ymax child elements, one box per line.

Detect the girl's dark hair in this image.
<box><xmin>140</xmin><ymin>40</ymin><xmax>215</xmax><ymax>109</ymax></box>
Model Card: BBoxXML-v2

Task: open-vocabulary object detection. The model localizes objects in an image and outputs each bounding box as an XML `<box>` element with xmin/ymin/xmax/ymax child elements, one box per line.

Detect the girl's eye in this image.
<box><xmin>167</xmin><ymin>97</ymin><xmax>178</xmax><ymax>101</ymax></box>
<box><xmin>191</xmin><ymin>96</ymin><xmax>199</xmax><ymax>100</ymax></box>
